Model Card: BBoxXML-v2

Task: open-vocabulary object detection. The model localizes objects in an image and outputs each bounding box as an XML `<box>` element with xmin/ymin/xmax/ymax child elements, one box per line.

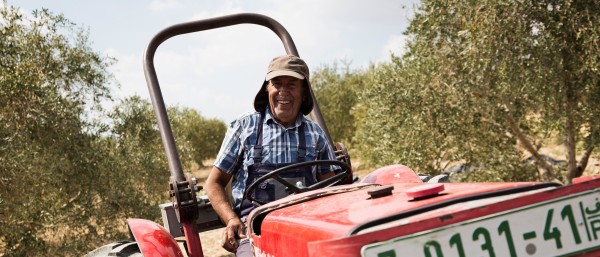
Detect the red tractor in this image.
<box><xmin>86</xmin><ymin>13</ymin><xmax>600</xmax><ymax>257</ymax></box>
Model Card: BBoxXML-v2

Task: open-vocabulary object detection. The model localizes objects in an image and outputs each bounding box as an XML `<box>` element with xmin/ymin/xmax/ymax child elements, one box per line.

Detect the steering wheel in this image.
<box><xmin>244</xmin><ymin>160</ymin><xmax>352</xmax><ymax>205</ymax></box>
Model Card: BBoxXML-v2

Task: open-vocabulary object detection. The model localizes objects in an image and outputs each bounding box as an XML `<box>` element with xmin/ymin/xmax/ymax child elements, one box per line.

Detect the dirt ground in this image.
<box><xmin>187</xmin><ymin>229</ymin><xmax>234</xmax><ymax>257</ymax></box>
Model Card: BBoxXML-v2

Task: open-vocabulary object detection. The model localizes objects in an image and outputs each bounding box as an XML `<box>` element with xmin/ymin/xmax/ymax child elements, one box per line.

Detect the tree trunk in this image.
<box><xmin>564</xmin><ymin>117</ymin><xmax>578</xmax><ymax>184</ymax></box>
<box><xmin>562</xmin><ymin>39</ymin><xmax>579</xmax><ymax>184</ymax></box>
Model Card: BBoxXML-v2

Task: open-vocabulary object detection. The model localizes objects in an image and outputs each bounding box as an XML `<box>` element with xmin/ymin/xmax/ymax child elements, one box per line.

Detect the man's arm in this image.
<box><xmin>205</xmin><ymin>166</ymin><xmax>246</xmax><ymax>253</ymax></box>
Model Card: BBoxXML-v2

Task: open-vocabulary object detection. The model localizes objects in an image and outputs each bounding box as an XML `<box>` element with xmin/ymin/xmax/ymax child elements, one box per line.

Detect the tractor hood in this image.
<box><xmin>247</xmin><ymin>179</ymin><xmax>582</xmax><ymax>257</ymax></box>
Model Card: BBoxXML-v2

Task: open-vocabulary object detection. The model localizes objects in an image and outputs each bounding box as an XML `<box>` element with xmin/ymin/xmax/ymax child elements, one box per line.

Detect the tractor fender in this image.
<box><xmin>127</xmin><ymin>218</ymin><xmax>185</xmax><ymax>257</ymax></box>
<box><xmin>360</xmin><ymin>164</ymin><xmax>423</xmax><ymax>185</ymax></box>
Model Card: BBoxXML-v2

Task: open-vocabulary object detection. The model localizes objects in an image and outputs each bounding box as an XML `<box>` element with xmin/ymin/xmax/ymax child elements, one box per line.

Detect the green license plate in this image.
<box><xmin>361</xmin><ymin>189</ymin><xmax>600</xmax><ymax>257</ymax></box>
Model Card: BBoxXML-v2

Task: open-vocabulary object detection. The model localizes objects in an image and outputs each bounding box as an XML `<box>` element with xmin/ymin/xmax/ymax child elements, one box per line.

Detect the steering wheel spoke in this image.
<box><xmin>306</xmin><ymin>172</ymin><xmax>348</xmax><ymax>190</ymax></box>
<box><xmin>271</xmin><ymin>176</ymin><xmax>302</xmax><ymax>194</ymax></box>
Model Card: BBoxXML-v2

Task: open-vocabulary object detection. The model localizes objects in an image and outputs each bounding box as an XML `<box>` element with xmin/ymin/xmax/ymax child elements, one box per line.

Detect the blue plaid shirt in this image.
<box><xmin>213</xmin><ymin>108</ymin><xmax>337</xmax><ymax>210</ymax></box>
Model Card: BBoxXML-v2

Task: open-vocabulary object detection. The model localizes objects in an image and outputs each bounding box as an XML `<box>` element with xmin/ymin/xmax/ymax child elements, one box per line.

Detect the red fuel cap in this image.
<box><xmin>406</xmin><ymin>184</ymin><xmax>444</xmax><ymax>199</ymax></box>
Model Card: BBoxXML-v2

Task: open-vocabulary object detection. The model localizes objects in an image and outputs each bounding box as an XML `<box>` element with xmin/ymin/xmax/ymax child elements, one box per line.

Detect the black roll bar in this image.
<box><xmin>143</xmin><ymin>13</ymin><xmax>332</xmax><ymax>182</ymax></box>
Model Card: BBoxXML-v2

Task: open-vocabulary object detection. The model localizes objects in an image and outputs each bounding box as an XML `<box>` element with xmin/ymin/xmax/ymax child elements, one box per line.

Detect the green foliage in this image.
<box><xmin>355</xmin><ymin>0</ymin><xmax>538</xmax><ymax>177</ymax></box>
<box><xmin>353</xmin><ymin>0</ymin><xmax>599</xmax><ymax>182</ymax></box>
<box><xmin>0</xmin><ymin>4</ymin><xmax>115</xmax><ymax>255</ymax></box>
<box><xmin>168</xmin><ymin>106</ymin><xmax>227</xmax><ymax>168</ymax></box>
<box><xmin>108</xmin><ymin>96</ymin><xmax>169</xmax><ymax>208</ymax></box>
<box><xmin>0</xmin><ymin>4</ymin><xmax>227</xmax><ymax>256</ymax></box>
<box><xmin>354</xmin><ymin>57</ymin><xmax>526</xmax><ymax>177</ymax></box>
<box><xmin>311</xmin><ymin>61</ymin><xmax>366</xmax><ymax>148</ymax></box>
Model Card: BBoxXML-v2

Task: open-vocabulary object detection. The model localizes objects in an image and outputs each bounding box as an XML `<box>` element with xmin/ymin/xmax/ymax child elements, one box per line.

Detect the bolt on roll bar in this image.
<box><xmin>143</xmin><ymin>13</ymin><xmax>332</xmax><ymax>183</ymax></box>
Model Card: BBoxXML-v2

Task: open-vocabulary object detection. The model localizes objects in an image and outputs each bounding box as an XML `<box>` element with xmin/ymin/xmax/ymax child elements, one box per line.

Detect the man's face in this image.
<box><xmin>267</xmin><ymin>76</ymin><xmax>304</xmax><ymax>127</ymax></box>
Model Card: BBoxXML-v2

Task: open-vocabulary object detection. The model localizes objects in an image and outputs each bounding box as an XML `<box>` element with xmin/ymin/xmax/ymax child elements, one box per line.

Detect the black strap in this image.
<box><xmin>252</xmin><ymin>112</ymin><xmax>265</xmax><ymax>163</ymax></box>
<box><xmin>252</xmin><ymin>111</ymin><xmax>306</xmax><ymax>162</ymax></box>
<box><xmin>297</xmin><ymin>126</ymin><xmax>306</xmax><ymax>162</ymax></box>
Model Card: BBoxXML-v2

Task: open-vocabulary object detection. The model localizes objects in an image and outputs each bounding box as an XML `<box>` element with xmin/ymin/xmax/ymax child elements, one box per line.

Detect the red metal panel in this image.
<box><xmin>251</xmin><ymin>181</ymin><xmax>544</xmax><ymax>256</ymax></box>
<box><xmin>127</xmin><ymin>218</ymin><xmax>185</xmax><ymax>257</ymax></box>
<box><xmin>306</xmin><ymin>178</ymin><xmax>600</xmax><ymax>257</ymax></box>
<box><xmin>360</xmin><ymin>164</ymin><xmax>422</xmax><ymax>184</ymax></box>
<box><xmin>573</xmin><ymin>174</ymin><xmax>600</xmax><ymax>184</ymax></box>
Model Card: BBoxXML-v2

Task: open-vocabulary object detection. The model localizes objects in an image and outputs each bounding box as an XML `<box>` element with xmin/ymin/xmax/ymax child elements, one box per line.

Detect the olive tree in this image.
<box><xmin>357</xmin><ymin>0</ymin><xmax>599</xmax><ymax>182</ymax></box>
<box><xmin>311</xmin><ymin>61</ymin><xmax>366</xmax><ymax>148</ymax></box>
<box><xmin>0</xmin><ymin>4</ymin><xmax>228</xmax><ymax>255</ymax></box>
<box><xmin>0</xmin><ymin>4</ymin><xmax>114</xmax><ymax>255</ymax></box>
<box><xmin>168</xmin><ymin>104</ymin><xmax>227</xmax><ymax>167</ymax></box>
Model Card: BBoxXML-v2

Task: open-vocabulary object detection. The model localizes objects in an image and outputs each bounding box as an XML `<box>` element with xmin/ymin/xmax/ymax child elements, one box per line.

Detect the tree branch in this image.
<box><xmin>506</xmin><ymin>116</ymin><xmax>554</xmax><ymax>180</ymax></box>
<box><xmin>574</xmin><ymin>146</ymin><xmax>595</xmax><ymax>178</ymax></box>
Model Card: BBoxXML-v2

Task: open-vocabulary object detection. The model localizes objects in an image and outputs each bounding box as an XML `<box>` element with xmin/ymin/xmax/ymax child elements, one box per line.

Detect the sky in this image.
<box><xmin>11</xmin><ymin>0</ymin><xmax>419</xmax><ymax>122</ymax></box>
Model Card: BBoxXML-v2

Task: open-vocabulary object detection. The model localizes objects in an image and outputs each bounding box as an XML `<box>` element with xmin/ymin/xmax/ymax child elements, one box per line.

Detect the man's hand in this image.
<box><xmin>221</xmin><ymin>217</ymin><xmax>247</xmax><ymax>253</ymax></box>
<box><xmin>206</xmin><ymin>166</ymin><xmax>246</xmax><ymax>253</ymax></box>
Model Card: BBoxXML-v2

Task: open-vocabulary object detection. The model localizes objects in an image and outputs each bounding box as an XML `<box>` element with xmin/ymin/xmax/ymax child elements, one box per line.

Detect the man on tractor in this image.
<box><xmin>205</xmin><ymin>54</ymin><xmax>339</xmax><ymax>256</ymax></box>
